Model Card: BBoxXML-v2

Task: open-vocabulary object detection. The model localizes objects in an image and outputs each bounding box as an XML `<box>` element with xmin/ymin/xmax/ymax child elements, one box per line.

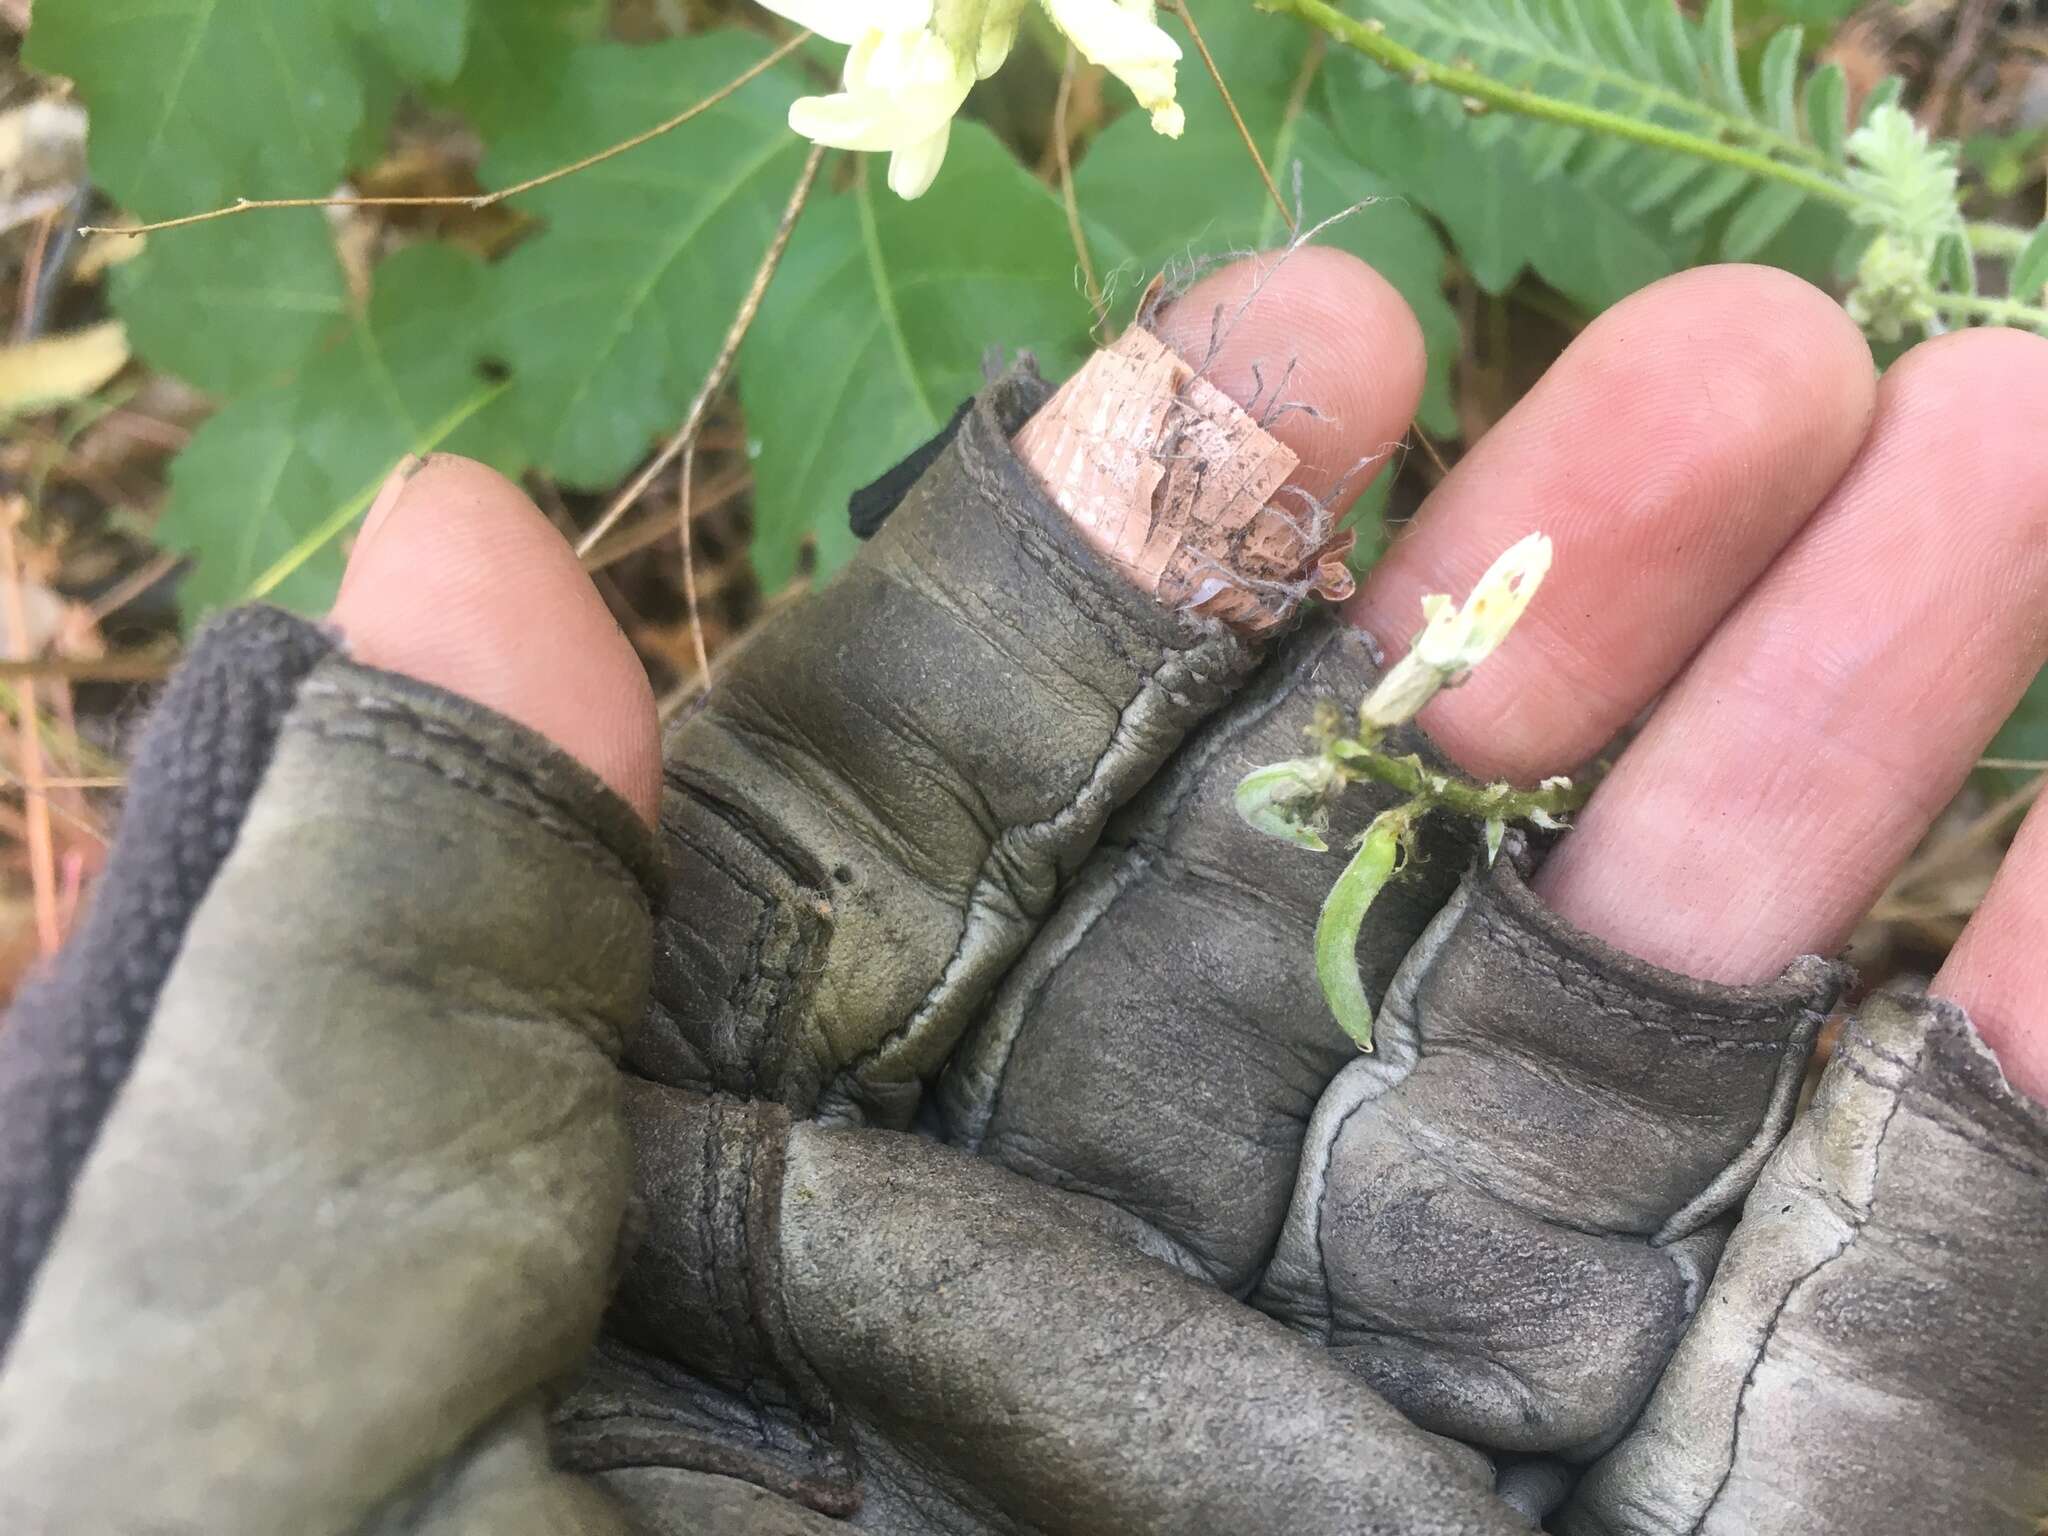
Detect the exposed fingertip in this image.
<box><xmin>1934</xmin><ymin>793</ymin><xmax>2048</xmax><ymax>1104</ymax></box>
<box><xmin>1150</xmin><ymin>246</ymin><xmax>1427</xmax><ymax>510</ymax></box>
<box><xmin>1350</xmin><ymin>262</ymin><xmax>1876</xmax><ymax>783</ymax></box>
<box><xmin>328</xmin><ymin>454</ymin><xmax>662</xmax><ymax>827</ymax></box>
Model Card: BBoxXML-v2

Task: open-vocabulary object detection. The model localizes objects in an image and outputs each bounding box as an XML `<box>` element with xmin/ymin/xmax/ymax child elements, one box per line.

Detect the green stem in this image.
<box><xmin>1967</xmin><ymin>221</ymin><xmax>2032</xmax><ymax>259</ymax></box>
<box><xmin>1262</xmin><ymin>0</ymin><xmax>1856</xmax><ymax>210</ymax></box>
<box><xmin>1928</xmin><ymin>289</ymin><xmax>2048</xmax><ymax>330</ymax></box>
<box><xmin>1335</xmin><ymin>747</ymin><xmax>1590</xmax><ymax>821</ymax></box>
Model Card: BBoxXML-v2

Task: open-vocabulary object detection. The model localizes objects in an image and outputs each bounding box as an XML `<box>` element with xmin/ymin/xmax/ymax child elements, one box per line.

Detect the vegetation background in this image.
<box><xmin>0</xmin><ymin>0</ymin><xmax>2042</xmax><ymax>1005</ymax></box>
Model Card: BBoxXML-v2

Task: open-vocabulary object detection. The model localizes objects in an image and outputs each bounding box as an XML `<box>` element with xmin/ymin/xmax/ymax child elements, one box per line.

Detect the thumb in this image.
<box><xmin>330</xmin><ymin>453</ymin><xmax>661</xmax><ymax>826</ymax></box>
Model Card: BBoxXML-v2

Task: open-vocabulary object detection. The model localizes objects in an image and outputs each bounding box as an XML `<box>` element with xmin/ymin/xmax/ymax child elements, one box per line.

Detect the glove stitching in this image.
<box><xmin>658</xmin><ymin>775</ymin><xmax>832</xmax><ymax>1102</ymax></box>
<box><xmin>294</xmin><ymin>698</ymin><xmax>646</xmax><ymax>904</ymax></box>
<box><xmin>1479</xmin><ymin>908</ymin><xmax>1793</xmax><ymax>1052</ymax></box>
<box><xmin>747</xmin><ymin>1118</ymin><xmax>865</xmax><ymax>1515</ymax></box>
<box><xmin>1688</xmin><ymin>1014</ymin><xmax>1923</xmax><ymax>1535</ymax></box>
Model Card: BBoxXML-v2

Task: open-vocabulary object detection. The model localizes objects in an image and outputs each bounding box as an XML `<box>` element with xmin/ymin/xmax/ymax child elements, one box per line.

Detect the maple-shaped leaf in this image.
<box><xmin>158</xmin><ymin>246</ymin><xmax>520</xmax><ymax>619</ymax></box>
<box><xmin>444</xmin><ymin>0</ymin><xmax>602</xmax><ymax>139</ymax></box>
<box><xmin>740</xmin><ymin>122</ymin><xmax>1094</xmax><ymax>589</ymax></box>
<box><xmin>478</xmin><ymin>32</ymin><xmax>811</xmax><ymax>488</ymax></box>
<box><xmin>27</xmin><ymin>0</ymin><xmax>470</xmax><ymax>217</ymax></box>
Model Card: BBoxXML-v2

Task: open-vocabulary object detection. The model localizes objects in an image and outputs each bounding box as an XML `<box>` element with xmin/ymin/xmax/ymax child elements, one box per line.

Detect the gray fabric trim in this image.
<box><xmin>0</xmin><ymin>605</ymin><xmax>332</xmax><ymax>1359</ymax></box>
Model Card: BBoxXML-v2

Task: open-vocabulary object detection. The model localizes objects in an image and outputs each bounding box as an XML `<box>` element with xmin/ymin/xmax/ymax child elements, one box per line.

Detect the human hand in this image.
<box><xmin>1</xmin><ymin>250</ymin><xmax>2042</xmax><ymax>1535</ymax></box>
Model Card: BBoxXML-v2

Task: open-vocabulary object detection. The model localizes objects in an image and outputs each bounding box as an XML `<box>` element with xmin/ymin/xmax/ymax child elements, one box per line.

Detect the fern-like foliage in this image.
<box><xmin>1350</xmin><ymin>0</ymin><xmax>1870</xmax><ymax>258</ymax></box>
<box><xmin>1277</xmin><ymin>0</ymin><xmax>2048</xmax><ymax>335</ymax></box>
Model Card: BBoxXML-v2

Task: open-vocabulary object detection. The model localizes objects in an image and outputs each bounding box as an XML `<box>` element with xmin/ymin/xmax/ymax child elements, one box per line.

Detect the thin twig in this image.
<box><xmin>677</xmin><ymin>443</ymin><xmax>712</xmax><ymax>690</ymax></box>
<box><xmin>0</xmin><ymin>653</ymin><xmax>177</xmax><ymax>682</ymax></box>
<box><xmin>14</xmin><ymin>205</ymin><xmax>57</xmax><ymax>341</ymax></box>
<box><xmin>1168</xmin><ymin>0</ymin><xmax>1296</xmax><ymax>235</ymax></box>
<box><xmin>576</xmin><ymin>141</ymin><xmax>827</xmax><ymax>562</ymax></box>
<box><xmin>0</xmin><ymin>503</ymin><xmax>60</xmax><ymax>955</ymax></box>
<box><xmin>582</xmin><ymin>463</ymin><xmax>749</xmax><ymax>572</ymax></box>
<box><xmin>81</xmin><ymin>33</ymin><xmax>813</xmax><ymax>238</ymax></box>
<box><xmin>1053</xmin><ymin>45</ymin><xmax>1107</xmax><ymax>338</ymax></box>
<box><xmin>84</xmin><ymin>550</ymin><xmax>182</xmax><ymax>624</ymax></box>
<box><xmin>0</xmin><ymin>771</ymin><xmax>123</xmax><ymax>791</ymax></box>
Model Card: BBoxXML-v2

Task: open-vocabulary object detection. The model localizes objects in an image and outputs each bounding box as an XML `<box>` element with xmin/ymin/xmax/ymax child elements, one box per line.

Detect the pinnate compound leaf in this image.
<box><xmin>1759</xmin><ymin>25</ymin><xmax>1806</xmax><ymax>140</ymax></box>
<box><xmin>1325</xmin><ymin>64</ymin><xmax>1686</xmax><ymax>312</ymax></box>
<box><xmin>479</xmin><ymin>33</ymin><xmax>809</xmax><ymax>488</ymax></box>
<box><xmin>2012</xmin><ymin>224</ymin><xmax>2048</xmax><ymax>304</ymax></box>
<box><xmin>1806</xmin><ymin>61</ymin><xmax>1850</xmax><ymax>166</ymax></box>
<box><xmin>742</xmin><ymin>123</ymin><xmax>1092</xmax><ymax>589</ymax></box>
<box><xmin>158</xmin><ymin>246</ymin><xmax>519</xmax><ymax>619</ymax></box>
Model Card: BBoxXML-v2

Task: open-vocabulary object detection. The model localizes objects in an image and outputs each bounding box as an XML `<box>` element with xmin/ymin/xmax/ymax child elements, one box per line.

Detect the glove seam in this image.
<box><xmin>296</xmin><ymin>681</ymin><xmax>657</xmax><ymax>910</ymax></box>
<box><xmin>836</xmin><ymin>627</ymin><xmax>1248</xmax><ymax>1100</ymax></box>
<box><xmin>745</xmin><ymin>1110</ymin><xmax>865</xmax><ymax>1515</ymax></box>
<box><xmin>1690</xmin><ymin>1009</ymin><xmax>1923</xmax><ymax>1535</ymax></box>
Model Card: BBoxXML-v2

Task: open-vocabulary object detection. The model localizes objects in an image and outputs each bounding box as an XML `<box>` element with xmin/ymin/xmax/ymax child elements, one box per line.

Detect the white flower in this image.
<box><xmin>1360</xmin><ymin>533</ymin><xmax>1552</xmax><ymax>730</ymax></box>
<box><xmin>757</xmin><ymin>0</ymin><xmax>1183</xmax><ymax>197</ymax></box>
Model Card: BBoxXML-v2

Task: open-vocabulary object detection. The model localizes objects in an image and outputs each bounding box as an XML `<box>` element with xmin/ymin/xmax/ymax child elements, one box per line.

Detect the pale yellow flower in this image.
<box><xmin>1360</xmin><ymin>533</ymin><xmax>1553</xmax><ymax>730</ymax></box>
<box><xmin>757</xmin><ymin>0</ymin><xmax>1183</xmax><ymax>197</ymax></box>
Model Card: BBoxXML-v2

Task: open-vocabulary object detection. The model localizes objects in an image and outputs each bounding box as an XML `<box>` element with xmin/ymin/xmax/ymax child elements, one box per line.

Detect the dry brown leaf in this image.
<box><xmin>0</xmin><ymin>321</ymin><xmax>129</xmax><ymax>413</ymax></box>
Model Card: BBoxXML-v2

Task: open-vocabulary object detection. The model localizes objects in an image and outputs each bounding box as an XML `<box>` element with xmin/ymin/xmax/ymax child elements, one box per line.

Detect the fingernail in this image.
<box><xmin>358</xmin><ymin>454</ymin><xmax>424</xmax><ymax>554</ymax></box>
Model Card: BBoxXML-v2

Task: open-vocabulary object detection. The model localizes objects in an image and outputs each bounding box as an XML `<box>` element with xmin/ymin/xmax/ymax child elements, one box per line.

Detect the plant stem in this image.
<box><xmin>1262</xmin><ymin>0</ymin><xmax>1856</xmax><ymax>210</ymax></box>
<box><xmin>1928</xmin><ymin>289</ymin><xmax>2048</xmax><ymax>329</ymax></box>
<box><xmin>1967</xmin><ymin>221</ymin><xmax>2032</xmax><ymax>258</ymax></box>
<box><xmin>1334</xmin><ymin>746</ymin><xmax>1589</xmax><ymax>821</ymax></box>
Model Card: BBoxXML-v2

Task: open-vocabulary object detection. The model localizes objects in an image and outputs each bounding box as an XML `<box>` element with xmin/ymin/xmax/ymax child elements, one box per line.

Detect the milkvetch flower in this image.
<box><xmin>1360</xmin><ymin>532</ymin><xmax>1553</xmax><ymax>730</ymax></box>
<box><xmin>756</xmin><ymin>0</ymin><xmax>1184</xmax><ymax>198</ymax></box>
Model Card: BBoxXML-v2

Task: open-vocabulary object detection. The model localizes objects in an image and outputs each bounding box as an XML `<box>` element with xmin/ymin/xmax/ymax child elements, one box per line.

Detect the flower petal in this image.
<box><xmin>888</xmin><ymin>119</ymin><xmax>954</xmax><ymax>198</ymax></box>
<box><xmin>1040</xmin><ymin>0</ymin><xmax>1182</xmax><ymax>115</ymax></box>
<box><xmin>752</xmin><ymin>0</ymin><xmax>932</xmax><ymax>44</ymax></box>
<box><xmin>788</xmin><ymin>26</ymin><xmax>971</xmax><ymax>152</ymax></box>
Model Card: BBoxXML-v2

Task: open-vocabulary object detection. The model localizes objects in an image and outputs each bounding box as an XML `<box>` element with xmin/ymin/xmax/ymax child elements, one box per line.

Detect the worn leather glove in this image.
<box><xmin>2</xmin><ymin>252</ymin><xmax>2044</xmax><ymax>1536</ymax></box>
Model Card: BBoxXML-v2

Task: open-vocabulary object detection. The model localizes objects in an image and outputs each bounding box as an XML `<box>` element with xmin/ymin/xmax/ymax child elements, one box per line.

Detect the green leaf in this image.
<box><xmin>1759</xmin><ymin>25</ymin><xmax>1806</xmax><ymax>140</ymax></box>
<box><xmin>1325</xmin><ymin>65</ymin><xmax>1685</xmax><ymax>312</ymax></box>
<box><xmin>1700</xmin><ymin>0</ymin><xmax>1750</xmax><ymax>117</ymax></box>
<box><xmin>1670</xmin><ymin>163</ymin><xmax>1753</xmax><ymax>231</ymax></box>
<box><xmin>347</xmin><ymin>0</ymin><xmax>471</xmax><ymax>82</ymax></box>
<box><xmin>742</xmin><ymin>124</ymin><xmax>1092</xmax><ymax>589</ymax></box>
<box><xmin>1806</xmin><ymin>61</ymin><xmax>1850</xmax><ymax>166</ymax></box>
<box><xmin>1648</xmin><ymin>0</ymin><xmax>1703</xmax><ymax>94</ymax></box>
<box><xmin>445</xmin><ymin>0</ymin><xmax>601</xmax><ymax>137</ymax></box>
<box><xmin>26</xmin><ymin>0</ymin><xmax>367</xmax><ymax>216</ymax></box>
<box><xmin>113</xmin><ymin>214</ymin><xmax>349</xmax><ymax>397</ymax></box>
<box><xmin>1988</xmin><ymin>668</ymin><xmax>2048</xmax><ymax>785</ymax></box>
<box><xmin>1720</xmin><ymin>180</ymin><xmax>1808</xmax><ymax>260</ymax></box>
<box><xmin>1754</xmin><ymin>0</ymin><xmax>1862</xmax><ymax>23</ymax></box>
<box><xmin>479</xmin><ymin>33</ymin><xmax>809</xmax><ymax>488</ymax></box>
<box><xmin>158</xmin><ymin>246</ymin><xmax>520</xmax><ymax>619</ymax></box>
<box><xmin>1315</xmin><ymin>809</ymin><xmax>1405</xmax><ymax>1051</ymax></box>
<box><xmin>2012</xmin><ymin>224</ymin><xmax>2048</xmax><ymax>303</ymax></box>
<box><xmin>1072</xmin><ymin>15</ymin><xmax>1460</xmax><ymax>436</ymax></box>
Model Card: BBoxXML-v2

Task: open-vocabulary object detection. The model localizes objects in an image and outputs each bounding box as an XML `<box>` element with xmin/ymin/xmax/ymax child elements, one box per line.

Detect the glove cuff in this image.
<box><xmin>1258</xmin><ymin>851</ymin><xmax>1848</xmax><ymax>1456</ymax></box>
<box><xmin>1563</xmin><ymin>988</ymin><xmax>2048</xmax><ymax>1534</ymax></box>
<box><xmin>0</xmin><ymin>608</ymin><xmax>660</xmax><ymax>1532</ymax></box>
